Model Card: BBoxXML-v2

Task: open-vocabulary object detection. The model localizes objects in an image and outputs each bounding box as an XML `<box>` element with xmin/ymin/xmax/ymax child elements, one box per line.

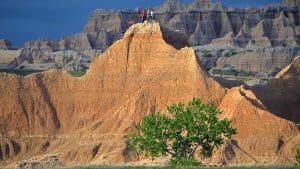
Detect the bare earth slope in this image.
<box><xmin>0</xmin><ymin>22</ymin><xmax>225</xmax><ymax>165</ymax></box>
<box><xmin>216</xmin><ymin>86</ymin><xmax>298</xmax><ymax>165</ymax></box>
<box><xmin>251</xmin><ymin>56</ymin><xmax>300</xmax><ymax>123</ymax></box>
<box><xmin>0</xmin><ymin>22</ymin><xmax>299</xmax><ymax>167</ymax></box>
<box><xmin>215</xmin><ymin>56</ymin><xmax>300</xmax><ymax>165</ymax></box>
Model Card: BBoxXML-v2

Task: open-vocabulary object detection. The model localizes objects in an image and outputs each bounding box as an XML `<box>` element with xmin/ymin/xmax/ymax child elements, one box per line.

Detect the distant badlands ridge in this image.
<box><xmin>22</xmin><ymin>0</ymin><xmax>300</xmax><ymax>50</ymax></box>
<box><xmin>0</xmin><ymin>22</ymin><xmax>299</xmax><ymax>168</ymax></box>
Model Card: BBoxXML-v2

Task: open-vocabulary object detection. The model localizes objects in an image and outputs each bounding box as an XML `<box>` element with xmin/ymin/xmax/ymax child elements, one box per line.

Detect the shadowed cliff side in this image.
<box><xmin>213</xmin><ymin>56</ymin><xmax>300</xmax><ymax>165</ymax></box>
<box><xmin>249</xmin><ymin>56</ymin><xmax>300</xmax><ymax>123</ymax></box>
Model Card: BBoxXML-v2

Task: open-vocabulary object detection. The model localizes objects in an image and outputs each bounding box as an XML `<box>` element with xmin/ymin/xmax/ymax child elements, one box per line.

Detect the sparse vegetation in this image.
<box><xmin>237</xmin><ymin>70</ymin><xmax>251</xmax><ymax>77</ymax></box>
<box><xmin>129</xmin><ymin>99</ymin><xmax>237</xmax><ymax>166</ymax></box>
<box><xmin>211</xmin><ymin>68</ymin><xmax>253</xmax><ymax>79</ymax></box>
<box><xmin>64</xmin><ymin>165</ymin><xmax>299</xmax><ymax>169</ymax></box>
<box><xmin>201</xmin><ymin>50</ymin><xmax>214</xmax><ymax>58</ymax></box>
<box><xmin>295</xmin><ymin>149</ymin><xmax>300</xmax><ymax>166</ymax></box>
<box><xmin>68</xmin><ymin>70</ymin><xmax>87</xmax><ymax>77</ymax></box>
<box><xmin>0</xmin><ymin>68</ymin><xmax>88</xmax><ymax>77</ymax></box>
<box><xmin>169</xmin><ymin>158</ymin><xmax>201</xmax><ymax>166</ymax></box>
<box><xmin>0</xmin><ymin>69</ymin><xmax>44</xmax><ymax>76</ymax></box>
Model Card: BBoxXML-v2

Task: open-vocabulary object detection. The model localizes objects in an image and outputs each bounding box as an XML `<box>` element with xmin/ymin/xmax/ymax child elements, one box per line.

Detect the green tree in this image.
<box><xmin>129</xmin><ymin>98</ymin><xmax>237</xmax><ymax>166</ymax></box>
<box><xmin>295</xmin><ymin>149</ymin><xmax>300</xmax><ymax>166</ymax></box>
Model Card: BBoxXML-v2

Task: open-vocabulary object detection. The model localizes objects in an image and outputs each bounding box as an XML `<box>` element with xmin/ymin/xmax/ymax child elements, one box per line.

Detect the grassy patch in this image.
<box><xmin>0</xmin><ymin>69</ymin><xmax>87</xmax><ymax>77</ymax></box>
<box><xmin>64</xmin><ymin>166</ymin><xmax>299</xmax><ymax>169</ymax></box>
<box><xmin>201</xmin><ymin>50</ymin><xmax>214</xmax><ymax>58</ymax></box>
<box><xmin>0</xmin><ymin>69</ymin><xmax>44</xmax><ymax>76</ymax></box>
<box><xmin>68</xmin><ymin>70</ymin><xmax>87</xmax><ymax>77</ymax></box>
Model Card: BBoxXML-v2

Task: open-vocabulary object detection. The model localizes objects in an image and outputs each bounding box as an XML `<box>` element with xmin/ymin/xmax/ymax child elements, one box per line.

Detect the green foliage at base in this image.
<box><xmin>169</xmin><ymin>158</ymin><xmax>201</xmax><ymax>166</ymax></box>
<box><xmin>295</xmin><ymin>149</ymin><xmax>300</xmax><ymax>166</ymax></box>
<box><xmin>65</xmin><ymin>165</ymin><xmax>299</xmax><ymax>169</ymax></box>
<box><xmin>129</xmin><ymin>98</ymin><xmax>237</xmax><ymax>166</ymax></box>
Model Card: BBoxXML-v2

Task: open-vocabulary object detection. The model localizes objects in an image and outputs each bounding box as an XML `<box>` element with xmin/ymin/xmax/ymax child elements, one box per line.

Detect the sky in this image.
<box><xmin>0</xmin><ymin>0</ymin><xmax>281</xmax><ymax>47</ymax></box>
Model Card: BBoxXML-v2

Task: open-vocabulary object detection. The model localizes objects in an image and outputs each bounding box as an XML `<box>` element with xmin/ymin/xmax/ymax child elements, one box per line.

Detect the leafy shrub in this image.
<box><xmin>68</xmin><ymin>70</ymin><xmax>87</xmax><ymax>77</ymax></box>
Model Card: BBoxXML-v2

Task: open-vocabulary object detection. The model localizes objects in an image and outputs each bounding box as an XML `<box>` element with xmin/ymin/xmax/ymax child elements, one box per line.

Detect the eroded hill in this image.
<box><xmin>0</xmin><ymin>22</ymin><xmax>299</xmax><ymax>167</ymax></box>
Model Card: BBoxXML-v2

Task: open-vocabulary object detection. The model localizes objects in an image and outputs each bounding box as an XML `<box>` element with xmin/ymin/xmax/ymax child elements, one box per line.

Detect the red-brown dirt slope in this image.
<box><xmin>0</xmin><ymin>22</ymin><xmax>226</xmax><ymax>165</ymax></box>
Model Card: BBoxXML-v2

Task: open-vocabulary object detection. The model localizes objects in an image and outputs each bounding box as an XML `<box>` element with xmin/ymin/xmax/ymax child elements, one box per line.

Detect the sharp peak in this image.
<box><xmin>122</xmin><ymin>21</ymin><xmax>189</xmax><ymax>50</ymax></box>
<box><xmin>125</xmin><ymin>22</ymin><xmax>161</xmax><ymax>36</ymax></box>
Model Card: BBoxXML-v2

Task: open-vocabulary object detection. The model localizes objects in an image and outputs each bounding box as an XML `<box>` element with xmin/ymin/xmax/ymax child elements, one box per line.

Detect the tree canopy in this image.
<box><xmin>129</xmin><ymin>98</ymin><xmax>237</xmax><ymax>166</ymax></box>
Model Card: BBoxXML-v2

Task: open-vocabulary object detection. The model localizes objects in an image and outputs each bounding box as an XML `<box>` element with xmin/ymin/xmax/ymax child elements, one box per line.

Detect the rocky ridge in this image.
<box><xmin>2</xmin><ymin>0</ymin><xmax>300</xmax><ymax>76</ymax></box>
<box><xmin>0</xmin><ymin>22</ymin><xmax>299</xmax><ymax>167</ymax></box>
<box><xmin>70</xmin><ymin>0</ymin><xmax>300</xmax><ymax>49</ymax></box>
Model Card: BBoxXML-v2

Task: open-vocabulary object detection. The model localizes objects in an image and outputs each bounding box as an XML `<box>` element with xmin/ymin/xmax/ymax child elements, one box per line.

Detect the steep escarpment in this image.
<box><xmin>250</xmin><ymin>56</ymin><xmax>300</xmax><ymax>124</ymax></box>
<box><xmin>13</xmin><ymin>0</ymin><xmax>300</xmax><ymax>52</ymax></box>
<box><xmin>276</xmin><ymin>56</ymin><xmax>300</xmax><ymax>78</ymax></box>
<box><xmin>215</xmin><ymin>86</ymin><xmax>298</xmax><ymax>165</ymax></box>
<box><xmin>58</xmin><ymin>0</ymin><xmax>300</xmax><ymax>50</ymax></box>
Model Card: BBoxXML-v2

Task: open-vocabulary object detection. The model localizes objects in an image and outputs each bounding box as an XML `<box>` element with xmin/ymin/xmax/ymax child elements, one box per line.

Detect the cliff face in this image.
<box><xmin>215</xmin><ymin>47</ymin><xmax>298</xmax><ymax>73</ymax></box>
<box><xmin>8</xmin><ymin>0</ymin><xmax>299</xmax><ymax>76</ymax></box>
<box><xmin>21</xmin><ymin>0</ymin><xmax>300</xmax><ymax>52</ymax></box>
<box><xmin>58</xmin><ymin>0</ymin><xmax>300</xmax><ymax>50</ymax></box>
<box><xmin>0</xmin><ymin>22</ymin><xmax>299</xmax><ymax>167</ymax></box>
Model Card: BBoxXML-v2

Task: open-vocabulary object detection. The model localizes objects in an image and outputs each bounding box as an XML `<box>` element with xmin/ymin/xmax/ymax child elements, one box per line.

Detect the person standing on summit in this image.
<box><xmin>146</xmin><ymin>9</ymin><xmax>150</xmax><ymax>20</ymax></box>
<box><xmin>150</xmin><ymin>10</ymin><xmax>154</xmax><ymax>20</ymax></box>
<box><xmin>141</xmin><ymin>10</ymin><xmax>146</xmax><ymax>22</ymax></box>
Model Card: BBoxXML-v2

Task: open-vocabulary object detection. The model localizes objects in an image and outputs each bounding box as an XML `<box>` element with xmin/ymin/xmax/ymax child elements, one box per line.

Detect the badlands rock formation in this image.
<box><xmin>251</xmin><ymin>56</ymin><xmax>300</xmax><ymax>123</ymax></box>
<box><xmin>0</xmin><ymin>40</ymin><xmax>21</xmax><ymax>68</ymax></box>
<box><xmin>0</xmin><ymin>22</ymin><xmax>299</xmax><ymax>167</ymax></box>
<box><xmin>215</xmin><ymin>47</ymin><xmax>299</xmax><ymax>73</ymax></box>
<box><xmin>37</xmin><ymin>0</ymin><xmax>300</xmax><ymax>50</ymax></box>
<box><xmin>4</xmin><ymin>0</ymin><xmax>299</xmax><ymax>75</ymax></box>
<box><xmin>0</xmin><ymin>22</ymin><xmax>225</xmax><ymax>166</ymax></box>
<box><xmin>0</xmin><ymin>39</ymin><xmax>13</xmax><ymax>50</ymax></box>
<box><xmin>210</xmin><ymin>57</ymin><xmax>300</xmax><ymax>165</ymax></box>
<box><xmin>0</xmin><ymin>50</ymin><xmax>21</xmax><ymax>65</ymax></box>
